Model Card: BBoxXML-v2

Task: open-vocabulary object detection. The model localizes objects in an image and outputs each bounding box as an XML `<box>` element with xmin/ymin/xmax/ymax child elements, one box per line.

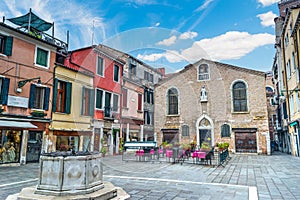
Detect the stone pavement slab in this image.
<box><xmin>1</xmin><ymin>152</ymin><xmax>300</xmax><ymax>199</ymax></box>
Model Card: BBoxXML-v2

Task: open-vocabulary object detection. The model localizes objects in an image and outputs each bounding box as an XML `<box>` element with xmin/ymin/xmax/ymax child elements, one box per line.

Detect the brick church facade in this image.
<box><xmin>154</xmin><ymin>59</ymin><xmax>270</xmax><ymax>154</ymax></box>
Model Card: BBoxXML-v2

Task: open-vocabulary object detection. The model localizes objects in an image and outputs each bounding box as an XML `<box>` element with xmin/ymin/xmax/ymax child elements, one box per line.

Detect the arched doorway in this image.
<box><xmin>196</xmin><ymin>115</ymin><xmax>214</xmax><ymax>148</ymax></box>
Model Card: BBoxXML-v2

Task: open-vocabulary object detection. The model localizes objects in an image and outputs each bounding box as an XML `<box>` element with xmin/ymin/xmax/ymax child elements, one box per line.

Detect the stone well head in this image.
<box><xmin>35</xmin><ymin>152</ymin><xmax>103</xmax><ymax>196</ymax></box>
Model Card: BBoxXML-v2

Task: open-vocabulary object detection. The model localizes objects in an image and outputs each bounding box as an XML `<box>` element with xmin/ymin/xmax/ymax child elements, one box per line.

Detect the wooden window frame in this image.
<box><xmin>97</xmin><ymin>56</ymin><xmax>104</xmax><ymax>76</ymax></box>
<box><xmin>122</xmin><ymin>88</ymin><xmax>128</xmax><ymax>108</ymax></box>
<box><xmin>182</xmin><ymin>125</ymin><xmax>190</xmax><ymax>136</ymax></box>
<box><xmin>198</xmin><ymin>64</ymin><xmax>210</xmax><ymax>81</ymax></box>
<box><xmin>56</xmin><ymin>81</ymin><xmax>66</xmax><ymax>113</ymax></box>
<box><xmin>113</xmin><ymin>64</ymin><xmax>119</xmax><ymax>82</ymax></box>
<box><xmin>221</xmin><ymin>124</ymin><xmax>231</xmax><ymax>137</ymax></box>
<box><xmin>35</xmin><ymin>46</ymin><xmax>49</xmax><ymax>68</ymax></box>
<box><xmin>168</xmin><ymin>88</ymin><xmax>178</xmax><ymax>115</ymax></box>
<box><xmin>232</xmin><ymin>81</ymin><xmax>248</xmax><ymax>112</ymax></box>
<box><xmin>138</xmin><ymin>93</ymin><xmax>142</xmax><ymax>111</ymax></box>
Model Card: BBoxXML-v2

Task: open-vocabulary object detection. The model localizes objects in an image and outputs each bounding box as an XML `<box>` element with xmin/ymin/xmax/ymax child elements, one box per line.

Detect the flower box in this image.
<box><xmin>30</xmin><ymin>111</ymin><xmax>46</xmax><ymax>117</ymax></box>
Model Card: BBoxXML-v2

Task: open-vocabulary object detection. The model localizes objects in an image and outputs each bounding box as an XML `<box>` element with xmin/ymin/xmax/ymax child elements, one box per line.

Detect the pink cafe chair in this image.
<box><xmin>135</xmin><ymin>149</ymin><xmax>144</xmax><ymax>161</ymax></box>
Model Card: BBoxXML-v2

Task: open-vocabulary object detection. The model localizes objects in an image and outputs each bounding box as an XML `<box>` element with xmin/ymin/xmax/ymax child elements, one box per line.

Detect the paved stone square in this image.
<box><xmin>1</xmin><ymin>152</ymin><xmax>300</xmax><ymax>199</ymax></box>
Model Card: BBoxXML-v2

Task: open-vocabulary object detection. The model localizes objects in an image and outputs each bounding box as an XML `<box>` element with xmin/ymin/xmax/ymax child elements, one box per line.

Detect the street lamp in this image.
<box><xmin>16</xmin><ymin>77</ymin><xmax>41</xmax><ymax>93</ymax></box>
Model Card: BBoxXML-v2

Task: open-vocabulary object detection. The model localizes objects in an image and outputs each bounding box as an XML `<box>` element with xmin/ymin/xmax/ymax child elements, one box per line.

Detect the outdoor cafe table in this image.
<box><xmin>166</xmin><ymin>149</ymin><xmax>173</xmax><ymax>162</ymax></box>
<box><xmin>192</xmin><ymin>151</ymin><xmax>206</xmax><ymax>164</ymax></box>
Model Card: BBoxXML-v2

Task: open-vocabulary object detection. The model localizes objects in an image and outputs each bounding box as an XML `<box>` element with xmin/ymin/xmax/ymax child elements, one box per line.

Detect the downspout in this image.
<box><xmin>49</xmin><ymin>58</ymin><xmax>58</xmax><ymax>153</ymax></box>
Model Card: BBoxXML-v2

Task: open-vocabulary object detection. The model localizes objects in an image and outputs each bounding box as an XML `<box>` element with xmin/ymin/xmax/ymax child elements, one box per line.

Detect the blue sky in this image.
<box><xmin>0</xmin><ymin>0</ymin><xmax>280</xmax><ymax>72</ymax></box>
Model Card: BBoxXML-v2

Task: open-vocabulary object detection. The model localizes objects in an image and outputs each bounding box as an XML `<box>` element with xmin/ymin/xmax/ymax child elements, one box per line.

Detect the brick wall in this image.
<box><xmin>154</xmin><ymin>59</ymin><xmax>269</xmax><ymax>154</ymax></box>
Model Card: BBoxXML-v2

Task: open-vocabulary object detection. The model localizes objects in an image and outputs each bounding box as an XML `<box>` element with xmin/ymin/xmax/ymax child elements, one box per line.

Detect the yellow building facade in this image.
<box><xmin>281</xmin><ymin>7</ymin><xmax>300</xmax><ymax>156</ymax></box>
<box><xmin>45</xmin><ymin>64</ymin><xmax>94</xmax><ymax>153</ymax></box>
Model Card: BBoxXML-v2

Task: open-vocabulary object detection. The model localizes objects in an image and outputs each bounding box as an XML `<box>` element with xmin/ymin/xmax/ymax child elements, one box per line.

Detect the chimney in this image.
<box><xmin>157</xmin><ymin>67</ymin><xmax>165</xmax><ymax>77</ymax></box>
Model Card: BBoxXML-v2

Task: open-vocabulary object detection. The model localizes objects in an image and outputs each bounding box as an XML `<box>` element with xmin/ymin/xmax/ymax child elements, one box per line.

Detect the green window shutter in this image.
<box><xmin>144</xmin><ymin>89</ymin><xmax>147</xmax><ymax>102</ymax></box>
<box><xmin>0</xmin><ymin>78</ymin><xmax>10</xmax><ymax>105</ymax></box>
<box><xmin>43</xmin><ymin>87</ymin><xmax>50</xmax><ymax>110</ymax></box>
<box><xmin>147</xmin><ymin>111</ymin><xmax>150</xmax><ymax>124</ymax></box>
<box><xmin>114</xmin><ymin>65</ymin><xmax>119</xmax><ymax>82</ymax></box>
<box><xmin>28</xmin><ymin>84</ymin><xmax>36</xmax><ymax>108</ymax></box>
<box><xmin>96</xmin><ymin>89</ymin><xmax>103</xmax><ymax>109</ymax></box>
<box><xmin>151</xmin><ymin>90</ymin><xmax>154</xmax><ymax>104</ymax></box>
<box><xmin>52</xmin><ymin>79</ymin><xmax>58</xmax><ymax>112</ymax></box>
<box><xmin>65</xmin><ymin>82</ymin><xmax>72</xmax><ymax>114</ymax></box>
<box><xmin>36</xmin><ymin>48</ymin><xmax>48</xmax><ymax>67</ymax></box>
<box><xmin>4</xmin><ymin>36</ymin><xmax>13</xmax><ymax>56</ymax></box>
<box><xmin>89</xmin><ymin>89</ymin><xmax>95</xmax><ymax>116</ymax></box>
<box><xmin>147</xmin><ymin>89</ymin><xmax>150</xmax><ymax>103</ymax></box>
<box><xmin>97</xmin><ymin>57</ymin><xmax>103</xmax><ymax>76</ymax></box>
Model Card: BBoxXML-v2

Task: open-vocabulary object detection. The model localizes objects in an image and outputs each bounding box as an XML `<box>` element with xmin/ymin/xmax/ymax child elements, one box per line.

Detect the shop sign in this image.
<box><xmin>7</xmin><ymin>95</ymin><xmax>28</xmax><ymax>108</ymax></box>
<box><xmin>289</xmin><ymin>121</ymin><xmax>298</xmax><ymax>127</ymax></box>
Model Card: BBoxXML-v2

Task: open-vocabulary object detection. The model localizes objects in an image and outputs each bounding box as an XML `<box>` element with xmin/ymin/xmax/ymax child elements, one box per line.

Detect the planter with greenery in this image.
<box><xmin>200</xmin><ymin>142</ymin><xmax>211</xmax><ymax>152</ymax></box>
<box><xmin>217</xmin><ymin>142</ymin><xmax>229</xmax><ymax>151</ymax></box>
<box><xmin>100</xmin><ymin>147</ymin><xmax>107</xmax><ymax>157</ymax></box>
<box><xmin>100</xmin><ymin>138</ymin><xmax>107</xmax><ymax>157</ymax></box>
<box><xmin>30</xmin><ymin>110</ymin><xmax>46</xmax><ymax>117</ymax></box>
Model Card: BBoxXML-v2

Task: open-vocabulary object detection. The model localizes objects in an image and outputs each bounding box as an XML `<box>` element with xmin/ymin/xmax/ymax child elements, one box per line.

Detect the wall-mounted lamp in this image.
<box><xmin>17</xmin><ymin>77</ymin><xmax>41</xmax><ymax>93</ymax></box>
<box><xmin>18</xmin><ymin>77</ymin><xmax>41</xmax><ymax>88</ymax></box>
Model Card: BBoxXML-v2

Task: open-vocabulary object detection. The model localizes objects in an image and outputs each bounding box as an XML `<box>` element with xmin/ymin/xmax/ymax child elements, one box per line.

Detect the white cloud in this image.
<box><xmin>126</xmin><ymin>0</ymin><xmax>157</xmax><ymax>6</ymax></box>
<box><xmin>2</xmin><ymin>0</ymin><xmax>106</xmax><ymax>50</ymax></box>
<box><xmin>183</xmin><ymin>31</ymin><xmax>275</xmax><ymax>61</ymax></box>
<box><xmin>138</xmin><ymin>31</ymin><xmax>275</xmax><ymax>64</ymax></box>
<box><xmin>164</xmin><ymin>50</ymin><xmax>185</xmax><ymax>63</ymax></box>
<box><xmin>156</xmin><ymin>35</ymin><xmax>177</xmax><ymax>46</ymax></box>
<box><xmin>257</xmin><ymin>0</ymin><xmax>279</xmax><ymax>7</ymax></box>
<box><xmin>3</xmin><ymin>0</ymin><xmax>22</xmax><ymax>16</ymax></box>
<box><xmin>257</xmin><ymin>11</ymin><xmax>277</xmax><ymax>27</ymax></box>
<box><xmin>179</xmin><ymin>31</ymin><xmax>198</xmax><ymax>40</ymax></box>
<box><xmin>137</xmin><ymin>50</ymin><xmax>185</xmax><ymax>63</ymax></box>
<box><xmin>137</xmin><ymin>53</ymin><xmax>163</xmax><ymax>62</ymax></box>
<box><xmin>195</xmin><ymin>0</ymin><xmax>214</xmax><ymax>12</ymax></box>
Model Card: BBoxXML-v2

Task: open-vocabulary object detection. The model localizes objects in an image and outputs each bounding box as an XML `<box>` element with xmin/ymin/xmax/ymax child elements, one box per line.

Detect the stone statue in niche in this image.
<box><xmin>200</xmin><ymin>86</ymin><xmax>208</xmax><ymax>102</ymax></box>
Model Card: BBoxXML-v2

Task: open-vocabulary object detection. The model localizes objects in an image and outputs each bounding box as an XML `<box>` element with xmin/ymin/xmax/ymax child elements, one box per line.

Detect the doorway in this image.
<box><xmin>26</xmin><ymin>131</ymin><xmax>43</xmax><ymax>162</ymax></box>
<box><xmin>235</xmin><ymin>131</ymin><xmax>257</xmax><ymax>153</ymax></box>
<box><xmin>199</xmin><ymin>129</ymin><xmax>212</xmax><ymax>147</ymax></box>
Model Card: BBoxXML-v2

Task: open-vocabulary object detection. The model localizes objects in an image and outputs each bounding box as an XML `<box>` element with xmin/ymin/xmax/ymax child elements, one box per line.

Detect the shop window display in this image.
<box><xmin>82</xmin><ymin>136</ymin><xmax>91</xmax><ymax>152</ymax></box>
<box><xmin>0</xmin><ymin>130</ymin><xmax>21</xmax><ymax>163</ymax></box>
<box><xmin>56</xmin><ymin>136</ymin><xmax>79</xmax><ymax>152</ymax></box>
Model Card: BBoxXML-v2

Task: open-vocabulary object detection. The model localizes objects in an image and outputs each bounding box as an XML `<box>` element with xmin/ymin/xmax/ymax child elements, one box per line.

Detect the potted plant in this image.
<box><xmin>100</xmin><ymin>147</ymin><xmax>107</xmax><ymax>157</ymax></box>
<box><xmin>214</xmin><ymin>142</ymin><xmax>219</xmax><ymax>151</ymax></box>
<box><xmin>161</xmin><ymin>141</ymin><xmax>168</xmax><ymax>149</ymax></box>
<box><xmin>190</xmin><ymin>140</ymin><xmax>196</xmax><ymax>151</ymax></box>
<box><xmin>166</xmin><ymin>144</ymin><xmax>173</xmax><ymax>149</ymax></box>
<box><xmin>119</xmin><ymin>138</ymin><xmax>124</xmax><ymax>154</ymax></box>
<box><xmin>223</xmin><ymin>142</ymin><xmax>229</xmax><ymax>149</ymax></box>
<box><xmin>200</xmin><ymin>142</ymin><xmax>211</xmax><ymax>152</ymax></box>
<box><xmin>100</xmin><ymin>138</ymin><xmax>107</xmax><ymax>156</ymax></box>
